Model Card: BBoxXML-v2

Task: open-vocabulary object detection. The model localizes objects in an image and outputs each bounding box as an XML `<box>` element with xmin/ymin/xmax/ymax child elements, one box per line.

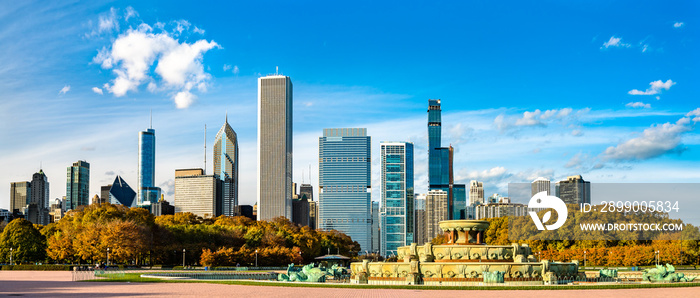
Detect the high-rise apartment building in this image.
<box><xmin>414</xmin><ymin>193</ymin><xmax>427</xmax><ymax>245</ymax></box>
<box><xmin>257</xmin><ymin>75</ymin><xmax>293</xmax><ymax>220</ymax></box>
<box><xmin>174</xmin><ymin>168</ymin><xmax>221</xmax><ymax>218</ymax></box>
<box><xmin>214</xmin><ymin>116</ymin><xmax>239</xmax><ymax>216</ymax></box>
<box><xmin>66</xmin><ymin>160</ymin><xmax>89</xmax><ymax>211</ymax></box>
<box><xmin>10</xmin><ymin>181</ymin><xmax>30</xmax><ymax>213</ymax></box>
<box><xmin>28</xmin><ymin>170</ymin><xmax>50</xmax><ymax>225</ymax></box>
<box><xmin>475</xmin><ymin>194</ymin><xmax>528</xmax><ymax>219</ymax></box>
<box><xmin>371</xmin><ymin>201</ymin><xmax>380</xmax><ymax>253</ymax></box>
<box><xmin>532</xmin><ymin>177</ymin><xmax>551</xmax><ymax>197</ymax></box>
<box><xmin>555</xmin><ymin>175</ymin><xmax>590</xmax><ymax>204</ymax></box>
<box><xmin>318</xmin><ymin>128</ymin><xmax>371</xmax><ymax>251</ymax></box>
<box><xmin>425</xmin><ymin>189</ymin><xmax>449</xmax><ymax>242</ymax></box>
<box><xmin>138</xmin><ymin>127</ymin><xmax>161</xmax><ymax>206</ymax></box>
<box><xmin>379</xmin><ymin>141</ymin><xmax>414</xmax><ymax>256</ymax></box>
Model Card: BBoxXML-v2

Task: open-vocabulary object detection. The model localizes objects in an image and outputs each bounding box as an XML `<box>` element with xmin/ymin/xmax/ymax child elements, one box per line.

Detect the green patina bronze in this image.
<box><xmin>642</xmin><ymin>264</ymin><xmax>696</xmax><ymax>283</ymax></box>
<box><xmin>483</xmin><ymin>271</ymin><xmax>505</xmax><ymax>283</ymax></box>
<box><xmin>599</xmin><ymin>268</ymin><xmax>618</xmax><ymax>278</ymax></box>
<box><xmin>277</xmin><ymin>263</ymin><xmax>348</xmax><ymax>282</ymax></box>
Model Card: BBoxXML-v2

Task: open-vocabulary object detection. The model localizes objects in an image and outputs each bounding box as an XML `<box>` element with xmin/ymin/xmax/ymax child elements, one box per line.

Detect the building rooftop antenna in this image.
<box><xmin>150</xmin><ymin>109</ymin><xmax>152</xmax><ymax>129</ymax></box>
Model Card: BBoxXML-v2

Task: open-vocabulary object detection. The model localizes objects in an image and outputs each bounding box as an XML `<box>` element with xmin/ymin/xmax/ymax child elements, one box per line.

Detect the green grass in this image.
<box><xmin>83</xmin><ymin>273</ymin><xmax>700</xmax><ymax>290</ymax></box>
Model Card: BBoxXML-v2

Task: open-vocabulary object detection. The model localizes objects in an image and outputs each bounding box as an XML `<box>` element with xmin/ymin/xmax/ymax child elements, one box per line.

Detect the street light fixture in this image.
<box><xmin>9</xmin><ymin>248</ymin><xmax>13</xmax><ymax>265</ymax></box>
<box><xmin>183</xmin><ymin>249</ymin><xmax>186</xmax><ymax>268</ymax></box>
<box><xmin>255</xmin><ymin>249</ymin><xmax>259</xmax><ymax>268</ymax></box>
<box><xmin>656</xmin><ymin>250</ymin><xmax>660</xmax><ymax>266</ymax></box>
<box><xmin>107</xmin><ymin>248</ymin><xmax>110</xmax><ymax>266</ymax></box>
<box><xmin>584</xmin><ymin>250</ymin><xmax>587</xmax><ymax>267</ymax></box>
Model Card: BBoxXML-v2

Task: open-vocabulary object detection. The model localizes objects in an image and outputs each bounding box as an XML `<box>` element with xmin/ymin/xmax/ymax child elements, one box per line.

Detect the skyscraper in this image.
<box><xmin>138</xmin><ymin>126</ymin><xmax>161</xmax><ymax>206</ymax></box>
<box><xmin>371</xmin><ymin>201</ymin><xmax>380</xmax><ymax>253</ymax></box>
<box><xmin>414</xmin><ymin>194</ymin><xmax>427</xmax><ymax>245</ymax></box>
<box><xmin>427</xmin><ymin>99</ymin><xmax>466</xmax><ymax>219</ymax></box>
<box><xmin>66</xmin><ymin>160</ymin><xmax>90</xmax><ymax>210</ymax></box>
<box><xmin>28</xmin><ymin>170</ymin><xmax>49</xmax><ymax>225</ymax></box>
<box><xmin>10</xmin><ymin>181</ymin><xmax>30</xmax><ymax>213</ymax></box>
<box><xmin>555</xmin><ymin>175</ymin><xmax>590</xmax><ymax>204</ymax></box>
<box><xmin>379</xmin><ymin>141</ymin><xmax>414</xmax><ymax>256</ymax></box>
<box><xmin>319</xmin><ymin>128</ymin><xmax>371</xmax><ymax>251</ymax></box>
<box><xmin>214</xmin><ymin>115</ymin><xmax>239</xmax><ymax>216</ymax></box>
<box><xmin>174</xmin><ymin>168</ymin><xmax>222</xmax><ymax>218</ymax></box>
<box><xmin>257</xmin><ymin>74</ymin><xmax>293</xmax><ymax>220</ymax></box>
<box><xmin>104</xmin><ymin>176</ymin><xmax>137</xmax><ymax>207</ymax></box>
<box><xmin>425</xmin><ymin>189</ymin><xmax>449</xmax><ymax>241</ymax></box>
<box><xmin>469</xmin><ymin>180</ymin><xmax>484</xmax><ymax>205</ymax></box>
<box><xmin>531</xmin><ymin>177</ymin><xmax>551</xmax><ymax>197</ymax></box>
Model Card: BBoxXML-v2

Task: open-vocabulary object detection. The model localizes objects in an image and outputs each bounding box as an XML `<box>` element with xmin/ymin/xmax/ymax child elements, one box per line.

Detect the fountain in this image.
<box><xmin>350</xmin><ymin>219</ymin><xmax>581</xmax><ymax>285</ymax></box>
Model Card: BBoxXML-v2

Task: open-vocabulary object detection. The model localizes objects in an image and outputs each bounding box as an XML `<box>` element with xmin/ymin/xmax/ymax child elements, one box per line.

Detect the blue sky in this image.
<box><xmin>0</xmin><ymin>1</ymin><xmax>698</xmax><ymax>214</ymax></box>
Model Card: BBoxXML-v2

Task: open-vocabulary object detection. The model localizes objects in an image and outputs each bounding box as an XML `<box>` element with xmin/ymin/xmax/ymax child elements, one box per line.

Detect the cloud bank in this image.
<box><xmin>93</xmin><ymin>9</ymin><xmax>220</xmax><ymax>109</ymax></box>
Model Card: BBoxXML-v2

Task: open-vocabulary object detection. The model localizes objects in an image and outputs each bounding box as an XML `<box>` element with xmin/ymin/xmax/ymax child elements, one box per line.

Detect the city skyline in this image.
<box><xmin>1</xmin><ymin>2</ymin><xmax>699</xmax><ymax>212</ymax></box>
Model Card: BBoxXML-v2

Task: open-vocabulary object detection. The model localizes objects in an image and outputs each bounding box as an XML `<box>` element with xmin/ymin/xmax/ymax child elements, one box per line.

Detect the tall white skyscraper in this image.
<box><xmin>257</xmin><ymin>75</ymin><xmax>293</xmax><ymax>220</ymax></box>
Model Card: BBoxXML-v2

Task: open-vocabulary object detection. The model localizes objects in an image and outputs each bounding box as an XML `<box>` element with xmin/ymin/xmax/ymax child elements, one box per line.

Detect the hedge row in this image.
<box><xmin>1</xmin><ymin>265</ymin><xmax>73</xmax><ymax>271</ymax></box>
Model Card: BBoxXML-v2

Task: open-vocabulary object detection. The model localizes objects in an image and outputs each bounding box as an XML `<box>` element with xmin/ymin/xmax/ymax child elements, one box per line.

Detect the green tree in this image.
<box><xmin>0</xmin><ymin>219</ymin><xmax>47</xmax><ymax>264</ymax></box>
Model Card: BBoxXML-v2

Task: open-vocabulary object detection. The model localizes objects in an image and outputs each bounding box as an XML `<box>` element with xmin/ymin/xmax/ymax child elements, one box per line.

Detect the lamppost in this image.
<box><xmin>9</xmin><ymin>248</ymin><xmax>12</xmax><ymax>265</ymax></box>
<box><xmin>255</xmin><ymin>249</ymin><xmax>258</xmax><ymax>268</ymax></box>
<box><xmin>584</xmin><ymin>250</ymin><xmax>587</xmax><ymax>267</ymax></box>
<box><xmin>107</xmin><ymin>248</ymin><xmax>110</xmax><ymax>266</ymax></box>
<box><xmin>655</xmin><ymin>250</ymin><xmax>659</xmax><ymax>266</ymax></box>
<box><xmin>182</xmin><ymin>249</ymin><xmax>186</xmax><ymax>268</ymax></box>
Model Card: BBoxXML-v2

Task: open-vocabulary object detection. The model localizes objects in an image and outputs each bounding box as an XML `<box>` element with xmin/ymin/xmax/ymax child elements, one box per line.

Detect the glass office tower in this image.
<box><xmin>379</xmin><ymin>141</ymin><xmax>414</xmax><ymax>256</ymax></box>
<box><xmin>138</xmin><ymin>127</ymin><xmax>161</xmax><ymax>206</ymax></box>
<box><xmin>214</xmin><ymin>116</ymin><xmax>239</xmax><ymax>216</ymax></box>
<box><xmin>319</xmin><ymin>128</ymin><xmax>371</xmax><ymax>251</ymax></box>
<box><xmin>66</xmin><ymin>160</ymin><xmax>89</xmax><ymax>210</ymax></box>
<box><xmin>427</xmin><ymin>99</ymin><xmax>467</xmax><ymax>219</ymax></box>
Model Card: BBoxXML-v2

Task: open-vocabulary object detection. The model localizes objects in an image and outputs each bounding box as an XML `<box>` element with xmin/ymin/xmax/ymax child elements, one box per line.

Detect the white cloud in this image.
<box><xmin>95</xmin><ymin>21</ymin><xmax>220</xmax><ymax>108</ymax></box>
<box><xmin>626</xmin><ymin>102</ymin><xmax>651</xmax><ymax>108</ymax></box>
<box><xmin>124</xmin><ymin>6</ymin><xmax>138</xmax><ymax>22</ymax></box>
<box><xmin>98</xmin><ymin>8</ymin><xmax>119</xmax><ymax>34</ymax></box>
<box><xmin>601</xmin><ymin>36</ymin><xmax>631</xmax><ymax>49</ymax></box>
<box><xmin>601</xmin><ymin>116</ymin><xmax>693</xmax><ymax>161</ymax></box>
<box><xmin>515</xmin><ymin>110</ymin><xmax>543</xmax><ymax>126</ymax></box>
<box><xmin>674</xmin><ymin>22</ymin><xmax>684</xmax><ymax>28</ymax></box>
<box><xmin>92</xmin><ymin>87</ymin><xmax>103</xmax><ymax>95</ymax></box>
<box><xmin>687</xmin><ymin>108</ymin><xmax>700</xmax><ymax>123</ymax></box>
<box><xmin>641</xmin><ymin>44</ymin><xmax>649</xmax><ymax>53</ymax></box>
<box><xmin>462</xmin><ymin>166</ymin><xmax>509</xmax><ymax>181</ymax></box>
<box><xmin>564</xmin><ymin>153</ymin><xmax>588</xmax><ymax>168</ymax></box>
<box><xmin>628</xmin><ymin>79</ymin><xmax>676</xmax><ymax>95</ymax></box>
<box><xmin>59</xmin><ymin>85</ymin><xmax>70</xmax><ymax>94</ymax></box>
<box><xmin>193</xmin><ymin>27</ymin><xmax>205</xmax><ymax>34</ymax></box>
<box><xmin>233</xmin><ymin>65</ymin><xmax>239</xmax><ymax>75</ymax></box>
<box><xmin>174</xmin><ymin>90</ymin><xmax>196</xmax><ymax>109</ymax></box>
<box><xmin>223</xmin><ymin>64</ymin><xmax>232</xmax><ymax>71</ymax></box>
<box><xmin>571</xmin><ymin>129</ymin><xmax>583</xmax><ymax>137</ymax></box>
<box><xmin>496</xmin><ymin>108</ymin><xmax>583</xmax><ymax>131</ymax></box>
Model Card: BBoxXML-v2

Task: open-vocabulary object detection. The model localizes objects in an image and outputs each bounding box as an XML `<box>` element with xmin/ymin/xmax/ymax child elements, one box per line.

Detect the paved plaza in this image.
<box><xmin>1</xmin><ymin>271</ymin><xmax>700</xmax><ymax>297</ymax></box>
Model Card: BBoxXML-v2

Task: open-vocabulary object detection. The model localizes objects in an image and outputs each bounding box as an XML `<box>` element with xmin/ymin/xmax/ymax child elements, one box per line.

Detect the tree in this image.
<box><xmin>0</xmin><ymin>219</ymin><xmax>46</xmax><ymax>264</ymax></box>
